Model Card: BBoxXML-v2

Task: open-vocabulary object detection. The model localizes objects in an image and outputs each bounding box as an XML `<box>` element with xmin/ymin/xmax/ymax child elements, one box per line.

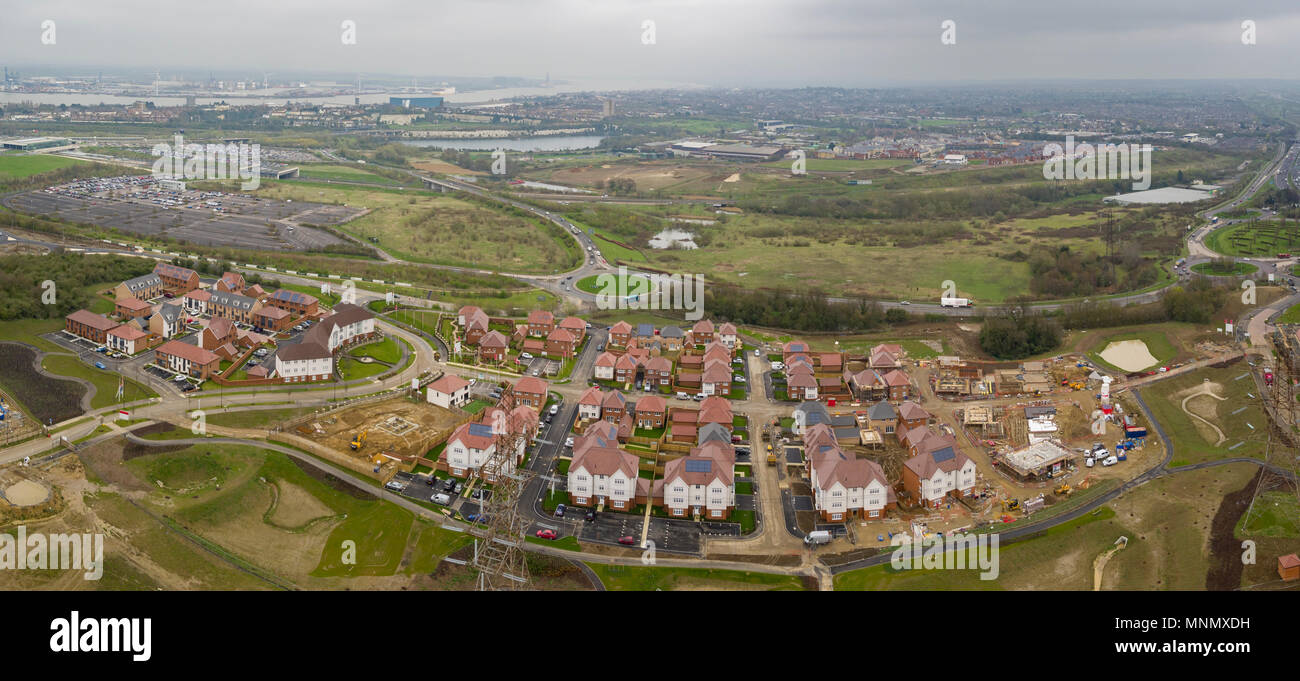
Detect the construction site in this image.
<box><xmin>292</xmin><ymin>395</ymin><xmax>466</xmax><ymax>467</ymax></box>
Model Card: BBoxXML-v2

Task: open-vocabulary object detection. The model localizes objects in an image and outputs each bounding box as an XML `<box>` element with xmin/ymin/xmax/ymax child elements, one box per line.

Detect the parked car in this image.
<box><xmin>520</xmin><ymin>352</ymin><xmax>534</xmax><ymax>360</ymax></box>
<box><xmin>584</xmin><ymin>509</ymin><xmax>596</xmax><ymax>522</ymax></box>
<box><xmin>442</xmin><ymin>478</ymin><xmax>456</xmax><ymax>493</ymax></box>
<box><xmin>549</xmin><ymin>404</ymin><xmax>559</xmax><ymax>416</ymax></box>
<box><xmin>554</xmin><ymin>504</ymin><xmax>566</xmax><ymax>518</ymax></box>
<box><xmin>734</xmin><ymin>375</ymin><xmax>746</xmax><ymax>383</ymax></box>
<box><xmin>425</xmin><ymin>476</ymin><xmax>437</xmax><ymax>486</ymax></box>
<box><xmin>676</xmin><ymin>391</ymin><xmax>691</xmax><ymax>399</ymax></box>
<box><xmin>384</xmin><ymin>481</ymin><xmax>404</xmax><ymax>491</ymax></box>
<box><xmin>1101</xmin><ymin>455</ymin><xmax>1119</xmax><ymax>467</ymax></box>
<box><xmin>617</xmin><ymin>536</ymin><xmax>637</xmax><ymax>546</ymax></box>
<box><xmin>94</xmin><ymin>361</ymin><xmax>106</xmax><ymax>370</ymax></box>
<box><xmin>471</xmin><ymin>488</ymin><xmax>490</xmax><ymax>500</ymax></box>
<box><xmin>564</xmin><ymin>436</ymin><xmax>574</xmax><ymax>448</ymax></box>
<box><xmin>535</xmin><ymin>529</ymin><xmax>558</xmax><ymax>540</ymax></box>
<box><xmin>454</xmin><ymin>482</ymin><xmax>464</xmax><ymax>495</ymax></box>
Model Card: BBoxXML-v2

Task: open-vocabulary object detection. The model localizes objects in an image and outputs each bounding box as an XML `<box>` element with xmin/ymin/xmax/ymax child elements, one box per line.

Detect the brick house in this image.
<box><xmin>152</xmin><ymin>262</ymin><xmax>200</xmax><ymax>294</ymax></box>
<box><xmin>660</xmin><ymin>326</ymin><xmax>685</xmax><ymax>351</ymax></box>
<box><xmin>883</xmin><ymin>369</ymin><xmax>912</xmax><ymax>402</ymax></box>
<box><xmin>701</xmin><ymin>360</ymin><xmax>732</xmax><ymax>397</ymax></box>
<box><xmin>634</xmin><ymin>395</ymin><xmax>667</xmax><ymax>429</ymax></box>
<box><xmin>600</xmin><ymin>390</ymin><xmax>628</xmax><ymax>424</ymax></box>
<box><xmin>214</xmin><ymin>271</ymin><xmax>246</xmax><ymax>294</ymax></box>
<box><xmin>200</xmin><ymin>317</ymin><xmax>238</xmax><ymax>351</ymax></box>
<box><xmin>479</xmin><ymin>330</ymin><xmax>508</xmax><ymax>362</ymax></box>
<box><xmin>253</xmin><ymin>305</ymin><xmax>292</xmax><ymax>333</ymax></box>
<box><xmin>608</xmin><ymin>320</ymin><xmax>632</xmax><ymax>347</ymax></box>
<box><xmin>897</xmin><ymin>401</ymin><xmax>931</xmax><ymax>432</ymax></box>
<box><xmin>718</xmin><ymin>323</ymin><xmax>738</xmax><ymax>349</ymax></box>
<box><xmin>544</xmin><ymin>328</ymin><xmax>577</xmax><ymax>358</ymax></box>
<box><xmin>511</xmin><ymin>376</ymin><xmax>548</xmax><ymax>409</ymax></box>
<box><xmin>115</xmin><ymin>297</ymin><xmax>152</xmax><ymax>321</ymax></box>
<box><xmin>614</xmin><ymin>354</ymin><xmax>639</xmax><ymax>383</ymax></box>
<box><xmin>644</xmin><ymin>355</ymin><xmax>672</xmax><ymax>387</ymax></box>
<box><xmin>558</xmin><ymin>316</ymin><xmax>586</xmax><ymax>343</ymax></box>
<box><xmin>265</xmin><ymin>289</ymin><xmax>319</xmax><ymax>318</ymax></box>
<box><xmin>65</xmin><ymin>310</ymin><xmax>117</xmax><ymax>344</ymax></box>
<box><xmin>808</xmin><ymin>442</ymin><xmax>894</xmax><ymax>521</ymax></box>
<box><xmin>689</xmin><ymin>319</ymin><xmax>715</xmax><ymax>345</ymax></box>
<box><xmin>526</xmin><ymin>309</ymin><xmax>554</xmax><ymax>338</ymax></box>
<box><xmin>154</xmin><ymin>340</ymin><xmax>220</xmax><ymax>379</ymax></box>
<box><xmin>181</xmin><ymin>289</ymin><xmax>210</xmax><ymax>317</ymax></box>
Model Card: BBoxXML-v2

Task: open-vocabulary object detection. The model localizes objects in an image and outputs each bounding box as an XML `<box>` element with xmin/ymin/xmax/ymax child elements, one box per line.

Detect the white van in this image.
<box><xmin>676</xmin><ymin>391</ymin><xmax>691</xmax><ymax>400</ymax></box>
<box><xmin>431</xmin><ymin>493</ymin><xmax>452</xmax><ymax>505</ymax></box>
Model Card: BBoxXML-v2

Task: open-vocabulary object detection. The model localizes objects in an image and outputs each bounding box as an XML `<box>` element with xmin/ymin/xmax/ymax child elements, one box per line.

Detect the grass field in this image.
<box><xmin>40</xmin><ymin>353</ymin><xmax>157</xmax><ymax>409</ymax></box>
<box><xmin>761</xmin><ymin>157</ymin><xmax>913</xmax><ymax>172</ymax></box>
<box><xmin>1142</xmin><ymin>364</ymin><xmax>1267</xmax><ymax>465</ymax></box>
<box><xmin>253</xmin><ymin>182</ymin><xmax>581</xmax><ymax>275</ymax></box>
<box><xmin>1190</xmin><ymin>261</ymin><xmax>1258</xmax><ymax>276</ymax></box>
<box><xmin>586</xmin><ymin>563</ymin><xmax>807</xmax><ymax>591</ymax></box>
<box><xmin>296</xmin><ymin>163</ymin><xmax>404</xmax><ymax>186</ymax></box>
<box><xmin>1276</xmin><ymin>302</ymin><xmax>1300</xmax><ymax>324</ymax></box>
<box><xmin>1204</xmin><ymin>220</ymin><xmax>1300</xmax><ymax>258</ymax></box>
<box><xmin>0</xmin><ymin>153</ymin><xmax>84</xmax><ymax>182</ymax></box>
<box><xmin>575</xmin><ymin>272</ymin><xmax>650</xmax><ymax>295</ymax></box>
<box><xmin>205</xmin><ymin>406</ymin><xmax>321</xmax><ymax>429</ymax></box>
<box><xmin>350</xmin><ymin>336</ymin><xmax>402</xmax><ymax>363</ymax></box>
<box><xmin>338</xmin><ymin>356</ymin><xmax>389</xmax><ymax>380</ymax></box>
<box><xmin>1086</xmin><ymin>329</ymin><xmax>1179</xmax><ymax>372</ymax></box>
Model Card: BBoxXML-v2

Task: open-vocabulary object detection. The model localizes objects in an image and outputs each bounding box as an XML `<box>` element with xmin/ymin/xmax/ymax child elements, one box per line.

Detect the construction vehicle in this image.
<box><xmin>1001</xmin><ymin>498</ymin><xmax>1021</xmax><ymax>512</ymax></box>
<box><xmin>350</xmin><ymin>429</ymin><xmax>368</xmax><ymax>451</ymax></box>
<box><xmin>1054</xmin><ymin>484</ymin><xmax>1071</xmax><ymax>496</ymax></box>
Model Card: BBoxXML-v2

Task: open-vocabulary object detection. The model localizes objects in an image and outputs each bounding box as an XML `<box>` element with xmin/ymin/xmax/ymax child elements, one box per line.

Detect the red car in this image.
<box><xmin>535</xmin><ymin>529</ymin><xmax>558</xmax><ymax>540</ymax></box>
<box><xmin>617</xmin><ymin>536</ymin><xmax>637</xmax><ymax>546</ymax></box>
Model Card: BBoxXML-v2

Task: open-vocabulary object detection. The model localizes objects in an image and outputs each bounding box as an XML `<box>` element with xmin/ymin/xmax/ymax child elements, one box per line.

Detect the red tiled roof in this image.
<box><xmin>155</xmin><ymin>339</ymin><xmax>218</xmax><ymax>365</ymax></box>
<box><xmin>429</xmin><ymin>375</ymin><xmax>470</xmax><ymax>394</ymax></box>
<box><xmin>66</xmin><ymin>309</ymin><xmax>118</xmax><ymax>332</ymax></box>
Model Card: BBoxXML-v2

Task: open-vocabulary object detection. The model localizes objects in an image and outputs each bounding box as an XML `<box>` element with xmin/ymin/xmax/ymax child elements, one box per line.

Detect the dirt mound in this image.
<box><xmin>288</xmin><ymin>457</ymin><xmax>374</xmax><ymax>500</ymax></box>
<box><xmin>3</xmin><ymin>479</ymin><xmax>49</xmax><ymax>506</ymax></box>
<box><xmin>1205</xmin><ymin>467</ymin><xmax>1260</xmax><ymax>590</ymax></box>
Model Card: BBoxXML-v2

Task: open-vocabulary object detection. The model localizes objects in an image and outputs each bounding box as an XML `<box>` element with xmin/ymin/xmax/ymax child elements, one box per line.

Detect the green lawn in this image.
<box><xmin>1190</xmin><ymin>261</ymin><xmax>1257</xmax><ymax>276</ymax></box>
<box><xmin>0</xmin><ymin>153</ymin><xmax>83</xmax><ymax>181</ymax></box>
<box><xmin>205</xmin><ymin>406</ymin><xmax>321</xmax><ymax>429</ymax></box>
<box><xmin>1204</xmin><ymin>220</ymin><xmax>1300</xmax><ymax>258</ymax></box>
<box><xmin>1141</xmin><ymin>365</ymin><xmax>1267</xmax><ymax>464</ymax></box>
<box><xmin>1277</xmin><ymin>303</ymin><xmax>1300</xmax><ymax>324</ymax></box>
<box><xmin>1086</xmin><ymin>329</ymin><xmax>1178</xmax><ymax>372</ymax></box>
<box><xmin>297</xmin><ymin>163</ymin><xmax>404</xmax><ymax>186</ymax></box>
<box><xmin>576</xmin><ymin>272</ymin><xmax>650</xmax><ymax>295</ymax></box>
<box><xmin>587</xmin><ymin>563</ymin><xmax>806</xmax><ymax>591</ymax></box>
<box><xmin>0</xmin><ymin>316</ymin><xmax>65</xmax><ymax>352</ymax></box>
<box><xmin>350</xmin><ymin>336</ymin><xmax>402</xmax><ymax>364</ymax></box>
<box><xmin>337</xmin><ymin>356</ymin><xmax>389</xmax><ymax>381</ymax></box>
<box><xmin>40</xmin><ymin>354</ymin><xmax>157</xmax><ymax>408</ymax></box>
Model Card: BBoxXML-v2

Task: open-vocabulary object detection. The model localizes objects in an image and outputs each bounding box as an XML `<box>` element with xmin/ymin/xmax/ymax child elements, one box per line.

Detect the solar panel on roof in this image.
<box><xmin>932</xmin><ymin>447</ymin><xmax>955</xmax><ymax>462</ymax></box>
<box><xmin>684</xmin><ymin>459</ymin><xmax>712</xmax><ymax>473</ymax></box>
<box><xmin>468</xmin><ymin>423</ymin><xmax>494</xmax><ymax>438</ymax></box>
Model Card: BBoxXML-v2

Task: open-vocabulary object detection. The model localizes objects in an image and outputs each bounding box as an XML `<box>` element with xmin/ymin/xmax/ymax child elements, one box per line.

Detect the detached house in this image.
<box><xmin>883</xmin><ymin>369</ymin><xmax>912</xmax><ymax>402</ymax></box>
<box><xmin>459</xmin><ymin>305</ymin><xmax>491</xmax><ymax>345</ymax></box>
<box><xmin>544</xmin><ymin>328</ymin><xmax>577</xmax><ymax>358</ymax></box>
<box><xmin>659</xmin><ymin>445</ymin><xmax>735</xmax><ymax>519</ymax></box>
<box><xmin>427</xmin><ymin>374</ymin><xmax>471</xmax><ymax>409</ymax></box>
<box><xmin>643</xmin><ymin>356</ymin><xmax>672</xmax><ymax>387</ymax></box>
<box><xmin>511</xmin><ymin>376</ymin><xmax>548</xmax><ymax>409</ymax></box>
<box><xmin>635</xmin><ymin>395</ymin><xmax>667</xmax><ymax>429</ymax></box>
<box><xmin>567</xmin><ymin>421</ymin><xmax>640</xmax><ymax>511</ymax></box>
<box><xmin>526</xmin><ymin>309</ymin><xmax>555</xmax><ymax>338</ymax></box>
<box><xmin>809</xmin><ymin>444</ymin><xmax>894</xmax><ymax>521</ymax></box>
<box><xmin>689</xmin><ymin>319</ymin><xmax>715</xmax><ymax>345</ymax></box>
<box><xmin>718</xmin><ymin>323</ymin><xmax>738</xmax><ymax>349</ymax></box>
<box><xmin>594</xmin><ymin>352</ymin><xmax>617</xmax><ymax>380</ymax></box>
<box><xmin>903</xmin><ymin>446</ymin><xmax>977</xmax><ymax>508</ymax></box>
<box><xmin>608</xmin><ymin>321</ymin><xmax>633</xmax><ymax>347</ymax></box>
<box><xmin>614</xmin><ymin>354</ymin><xmax>639</xmax><ymax>383</ymax></box>
<box><xmin>701</xmin><ymin>359</ymin><xmax>732</xmax><ymax>397</ymax></box>
<box><xmin>557</xmin><ymin>316</ymin><xmax>586</xmax><ymax>343</ymax></box>
<box><xmin>660</xmin><ymin>326</ymin><xmax>685</xmax><ymax>351</ymax></box>
<box><xmin>897</xmin><ymin>401</ymin><xmax>931</xmax><ymax>432</ymax></box>
<box><xmin>577</xmin><ymin>386</ymin><xmax>605</xmax><ymax>421</ymax></box>
<box><xmin>478</xmin><ymin>330</ymin><xmax>508</xmax><ymax>362</ymax></box>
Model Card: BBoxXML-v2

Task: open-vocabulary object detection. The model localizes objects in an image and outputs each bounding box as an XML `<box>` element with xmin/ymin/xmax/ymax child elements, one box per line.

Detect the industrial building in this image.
<box><xmin>389</xmin><ymin>96</ymin><xmax>443</xmax><ymax>109</ymax></box>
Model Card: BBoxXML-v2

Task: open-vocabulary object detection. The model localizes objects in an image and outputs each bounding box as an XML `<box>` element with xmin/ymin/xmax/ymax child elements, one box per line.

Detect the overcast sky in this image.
<box><xmin>3</xmin><ymin>0</ymin><xmax>1299</xmax><ymax>87</ymax></box>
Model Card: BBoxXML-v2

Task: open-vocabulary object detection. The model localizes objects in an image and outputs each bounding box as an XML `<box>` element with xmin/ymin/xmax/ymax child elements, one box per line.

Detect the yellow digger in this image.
<box><xmin>350</xmin><ymin>429</ymin><xmax>368</xmax><ymax>451</ymax></box>
<box><xmin>1001</xmin><ymin>498</ymin><xmax>1021</xmax><ymax>512</ymax></box>
<box><xmin>1054</xmin><ymin>483</ymin><xmax>1072</xmax><ymax>496</ymax></box>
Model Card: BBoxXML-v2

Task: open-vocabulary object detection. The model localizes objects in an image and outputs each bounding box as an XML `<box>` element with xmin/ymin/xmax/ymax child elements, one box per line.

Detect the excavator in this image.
<box><xmin>350</xmin><ymin>429</ymin><xmax>368</xmax><ymax>451</ymax></box>
<box><xmin>1054</xmin><ymin>483</ymin><xmax>1072</xmax><ymax>496</ymax></box>
<box><xmin>1001</xmin><ymin>498</ymin><xmax>1021</xmax><ymax>512</ymax></box>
